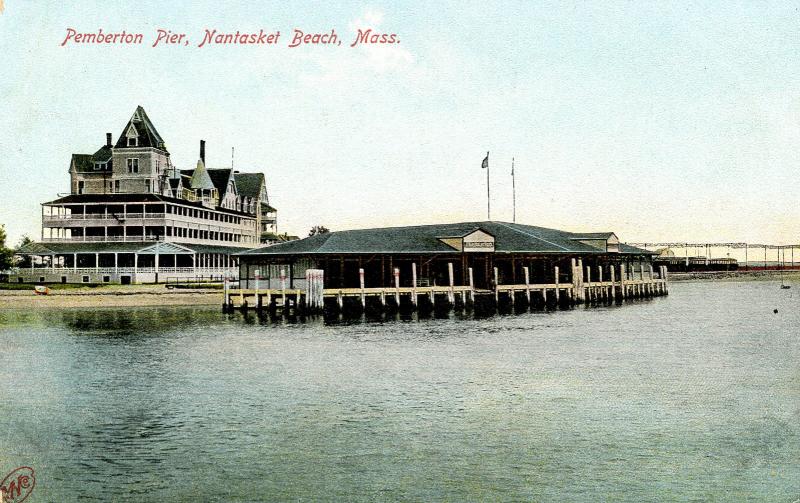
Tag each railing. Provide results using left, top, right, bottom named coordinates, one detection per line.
left=16, top=267, right=236, bottom=275
left=41, top=236, right=162, bottom=242
left=43, top=213, right=166, bottom=221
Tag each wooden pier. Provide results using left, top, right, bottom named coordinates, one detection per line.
left=222, top=263, right=669, bottom=315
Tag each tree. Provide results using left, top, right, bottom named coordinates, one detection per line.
left=308, top=225, right=330, bottom=237
left=15, top=234, right=34, bottom=268
left=0, top=225, right=14, bottom=270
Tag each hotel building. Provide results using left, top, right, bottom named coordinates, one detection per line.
left=15, top=106, right=279, bottom=284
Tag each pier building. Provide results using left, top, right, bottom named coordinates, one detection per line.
left=14, top=106, right=278, bottom=284
left=228, top=221, right=668, bottom=313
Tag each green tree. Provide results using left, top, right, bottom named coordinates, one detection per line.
left=308, top=225, right=330, bottom=237
left=0, top=225, right=14, bottom=270
left=15, top=234, right=33, bottom=268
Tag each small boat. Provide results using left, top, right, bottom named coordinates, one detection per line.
left=34, top=285, right=50, bottom=295
left=781, top=284, right=791, bottom=289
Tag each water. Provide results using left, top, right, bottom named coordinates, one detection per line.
left=1, top=281, right=798, bottom=502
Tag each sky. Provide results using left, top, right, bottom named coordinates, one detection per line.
left=0, top=1, right=799, bottom=247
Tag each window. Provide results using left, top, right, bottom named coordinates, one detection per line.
left=82, top=276, right=90, bottom=283
left=128, top=137, right=137, bottom=147
left=145, top=179, right=151, bottom=193
left=103, top=276, right=110, bottom=283
left=114, top=180, right=120, bottom=193
left=78, top=181, right=85, bottom=194
left=127, top=158, right=139, bottom=174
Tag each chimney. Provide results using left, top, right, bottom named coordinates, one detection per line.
left=106, top=133, right=112, bottom=147
left=200, top=140, right=206, bottom=164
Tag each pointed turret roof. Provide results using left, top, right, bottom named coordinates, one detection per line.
left=190, top=159, right=215, bottom=190
left=114, top=105, right=168, bottom=151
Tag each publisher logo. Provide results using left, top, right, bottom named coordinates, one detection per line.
left=0, top=467, right=35, bottom=503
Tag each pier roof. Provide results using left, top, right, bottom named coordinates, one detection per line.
left=239, top=222, right=654, bottom=256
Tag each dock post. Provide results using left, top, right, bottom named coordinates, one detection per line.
left=554, top=266, right=560, bottom=305
left=577, top=258, right=584, bottom=303
left=381, top=289, right=386, bottom=307
left=448, top=263, right=455, bottom=305
left=620, top=264, right=626, bottom=300
left=663, top=265, right=669, bottom=294
left=337, top=290, right=343, bottom=309
left=468, top=267, right=475, bottom=304
left=266, top=291, right=272, bottom=311
left=610, top=265, right=616, bottom=301
left=597, top=265, right=603, bottom=301
left=585, top=266, right=591, bottom=303
left=494, top=267, right=499, bottom=304
left=542, top=286, right=547, bottom=306
left=359, top=268, right=366, bottom=310
left=571, top=258, right=579, bottom=304
left=254, top=269, right=261, bottom=310
left=280, top=268, right=287, bottom=308
left=394, top=267, right=401, bottom=307
left=524, top=266, right=531, bottom=304
left=411, top=263, right=418, bottom=307
left=222, top=276, right=230, bottom=312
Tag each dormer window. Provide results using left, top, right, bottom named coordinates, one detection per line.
left=128, top=137, right=137, bottom=147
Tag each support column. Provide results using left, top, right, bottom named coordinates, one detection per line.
left=411, top=263, right=418, bottom=307
left=554, top=266, right=560, bottom=303
left=610, top=265, right=616, bottom=301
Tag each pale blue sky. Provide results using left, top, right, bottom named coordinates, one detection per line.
left=1, top=1, right=798, bottom=245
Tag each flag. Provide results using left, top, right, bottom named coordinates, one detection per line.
left=481, top=152, right=489, bottom=169
left=511, top=158, right=515, bottom=176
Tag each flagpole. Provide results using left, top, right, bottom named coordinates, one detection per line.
left=511, top=157, right=516, bottom=223
left=486, top=151, right=490, bottom=220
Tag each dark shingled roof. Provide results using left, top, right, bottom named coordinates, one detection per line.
left=207, top=169, right=233, bottom=199
left=233, top=172, right=264, bottom=199
left=71, top=146, right=113, bottom=173
left=16, top=242, right=159, bottom=254
left=114, top=106, right=167, bottom=151
left=238, top=222, right=655, bottom=256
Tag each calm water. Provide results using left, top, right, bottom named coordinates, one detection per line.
left=1, top=281, right=799, bottom=502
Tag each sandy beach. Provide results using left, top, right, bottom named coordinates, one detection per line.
left=0, top=284, right=223, bottom=309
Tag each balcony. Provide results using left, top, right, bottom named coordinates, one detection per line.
left=41, top=236, right=161, bottom=243
left=43, top=213, right=165, bottom=222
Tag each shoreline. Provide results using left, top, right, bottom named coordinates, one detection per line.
left=668, top=270, right=800, bottom=282
left=1, top=270, right=796, bottom=309
left=0, top=285, right=223, bottom=309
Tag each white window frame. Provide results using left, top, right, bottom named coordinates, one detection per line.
left=127, top=158, right=139, bottom=174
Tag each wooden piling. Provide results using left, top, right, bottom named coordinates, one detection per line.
left=448, top=263, right=455, bottom=305
left=359, top=268, right=366, bottom=310
left=524, top=266, right=531, bottom=304
left=610, top=265, right=616, bottom=301
left=411, top=263, right=418, bottom=307
left=394, top=267, right=400, bottom=306
left=494, top=267, right=499, bottom=303
left=585, top=265, right=591, bottom=303
left=468, top=267, right=475, bottom=304
left=554, top=266, right=560, bottom=303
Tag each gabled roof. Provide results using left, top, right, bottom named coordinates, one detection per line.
left=71, top=146, right=113, bottom=173
left=189, top=160, right=215, bottom=190
left=238, top=221, right=655, bottom=256
left=114, top=105, right=167, bottom=151
left=233, top=172, right=264, bottom=200
left=91, top=145, right=113, bottom=162
left=207, top=169, right=234, bottom=199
